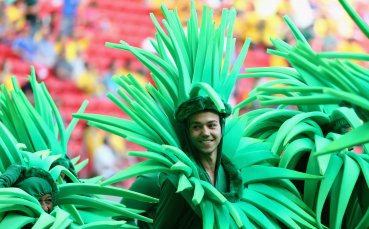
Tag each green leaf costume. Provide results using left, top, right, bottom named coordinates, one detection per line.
left=75, top=1, right=341, bottom=228
left=1, top=0, right=369, bottom=228
left=0, top=71, right=158, bottom=228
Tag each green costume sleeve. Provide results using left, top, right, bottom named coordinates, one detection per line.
left=153, top=176, right=202, bottom=229
left=120, top=173, right=161, bottom=229
left=122, top=173, right=160, bottom=211
left=0, top=164, right=24, bottom=188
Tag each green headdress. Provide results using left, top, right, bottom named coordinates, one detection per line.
left=0, top=67, right=87, bottom=183
left=14, top=167, right=58, bottom=204
left=76, top=0, right=250, bottom=152
left=0, top=71, right=159, bottom=228
left=0, top=67, right=87, bottom=157
left=236, top=1, right=369, bottom=228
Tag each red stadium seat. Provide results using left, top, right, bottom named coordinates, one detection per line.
left=10, top=59, right=31, bottom=76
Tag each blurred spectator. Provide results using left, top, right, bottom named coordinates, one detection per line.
left=71, top=47, right=86, bottom=79
left=76, top=62, right=103, bottom=95
left=234, top=2, right=263, bottom=47
left=92, top=134, right=120, bottom=180
left=4, top=0, right=26, bottom=36
left=83, top=126, right=104, bottom=174
left=60, top=0, right=79, bottom=37
left=0, top=59, right=14, bottom=90
left=54, top=46, right=73, bottom=80
left=337, top=37, right=367, bottom=66
left=77, top=0, right=99, bottom=34
left=56, top=35, right=78, bottom=62
left=23, top=0, right=40, bottom=37
left=337, top=37, right=366, bottom=54
left=102, top=59, right=121, bottom=93
left=102, top=59, right=148, bottom=93
left=311, top=10, right=337, bottom=51
left=0, top=1, right=10, bottom=42
left=37, top=0, right=63, bottom=36
left=33, top=26, right=57, bottom=68
left=54, top=32, right=89, bottom=65
left=266, top=2, right=289, bottom=47
left=11, top=25, right=37, bottom=62
left=78, top=1, right=115, bottom=36
left=0, top=24, right=7, bottom=43
left=289, top=0, right=315, bottom=42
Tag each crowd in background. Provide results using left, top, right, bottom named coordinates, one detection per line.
left=2, top=0, right=368, bottom=98
left=1, top=0, right=369, bottom=186
left=146, top=0, right=369, bottom=107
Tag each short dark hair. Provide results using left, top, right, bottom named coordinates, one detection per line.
left=175, top=96, right=231, bottom=122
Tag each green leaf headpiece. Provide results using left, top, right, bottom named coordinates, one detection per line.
left=14, top=167, right=58, bottom=204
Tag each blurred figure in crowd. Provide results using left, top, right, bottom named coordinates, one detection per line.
left=60, top=0, right=79, bottom=37
left=23, top=0, right=40, bottom=37
left=11, top=24, right=36, bottom=62
left=54, top=46, right=73, bottom=80
left=33, top=26, right=57, bottom=68
left=92, top=134, right=120, bottom=180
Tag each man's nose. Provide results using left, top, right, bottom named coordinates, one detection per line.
left=201, top=127, right=210, bottom=135
left=41, top=202, right=48, bottom=212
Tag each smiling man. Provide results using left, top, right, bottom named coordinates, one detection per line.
left=188, top=110, right=222, bottom=185
left=153, top=96, right=243, bottom=228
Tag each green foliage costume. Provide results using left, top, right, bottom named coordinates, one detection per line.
left=0, top=165, right=57, bottom=215
left=119, top=173, right=161, bottom=229
left=1, top=0, right=368, bottom=228
left=75, top=0, right=369, bottom=228
left=76, top=1, right=368, bottom=228
left=0, top=71, right=158, bottom=228
left=152, top=96, right=243, bottom=228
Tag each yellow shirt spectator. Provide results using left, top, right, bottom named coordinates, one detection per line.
left=6, top=3, right=25, bottom=31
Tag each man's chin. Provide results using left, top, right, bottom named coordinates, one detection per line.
left=198, top=148, right=216, bottom=155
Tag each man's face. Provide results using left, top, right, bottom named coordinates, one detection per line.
left=188, top=111, right=221, bottom=157
left=39, top=194, right=53, bottom=213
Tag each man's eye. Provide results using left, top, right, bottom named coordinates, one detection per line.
left=40, top=198, right=52, bottom=204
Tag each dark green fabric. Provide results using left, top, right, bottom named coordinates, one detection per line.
left=51, top=156, right=77, bottom=176
left=175, top=96, right=232, bottom=122
left=332, top=117, right=351, bottom=134
left=340, top=102, right=369, bottom=122
left=196, top=154, right=243, bottom=202
left=119, top=173, right=161, bottom=229
left=154, top=176, right=202, bottom=229
left=51, top=155, right=78, bottom=182
left=0, top=164, right=24, bottom=188
left=197, top=155, right=243, bottom=202
left=14, top=167, right=58, bottom=204
left=15, top=176, right=52, bottom=199
left=154, top=157, right=243, bottom=228
left=219, top=155, right=243, bottom=202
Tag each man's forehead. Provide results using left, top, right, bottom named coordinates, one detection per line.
left=189, top=111, right=220, bottom=123
left=40, top=194, right=52, bottom=200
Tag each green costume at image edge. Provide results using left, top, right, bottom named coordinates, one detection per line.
left=74, top=0, right=369, bottom=228
left=0, top=70, right=158, bottom=227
